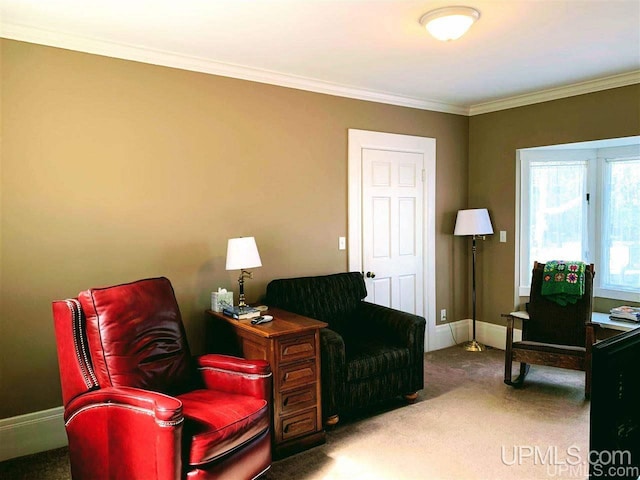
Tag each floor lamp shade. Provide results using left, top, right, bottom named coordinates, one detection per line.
left=454, top=209, right=493, bottom=352
left=454, top=208, right=494, bottom=237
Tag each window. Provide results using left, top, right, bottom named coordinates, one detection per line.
left=602, top=157, right=640, bottom=293
left=518, top=137, right=640, bottom=301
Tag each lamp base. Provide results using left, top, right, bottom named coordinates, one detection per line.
left=463, top=339, right=485, bottom=352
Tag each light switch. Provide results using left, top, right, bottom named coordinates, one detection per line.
left=500, top=230, right=507, bottom=243
left=339, top=237, right=346, bottom=250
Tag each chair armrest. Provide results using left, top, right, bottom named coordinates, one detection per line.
left=503, top=311, right=530, bottom=321
left=355, top=302, right=425, bottom=393
left=195, top=354, right=272, bottom=401
left=319, top=328, right=346, bottom=421
left=65, top=386, right=183, bottom=426
left=64, top=387, right=183, bottom=480
left=503, top=312, right=529, bottom=343
left=356, top=302, right=426, bottom=349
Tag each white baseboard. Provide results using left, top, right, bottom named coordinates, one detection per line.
left=431, top=319, right=522, bottom=351
left=431, top=319, right=470, bottom=351
left=477, top=320, right=522, bottom=350
left=0, top=406, right=67, bottom=462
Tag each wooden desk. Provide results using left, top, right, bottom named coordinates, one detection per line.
left=591, top=312, right=640, bottom=332
left=206, top=307, right=327, bottom=459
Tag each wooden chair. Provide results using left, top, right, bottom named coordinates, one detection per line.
left=503, top=261, right=597, bottom=398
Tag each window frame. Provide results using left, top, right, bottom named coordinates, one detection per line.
left=517, top=139, right=640, bottom=302
left=597, top=150, right=640, bottom=299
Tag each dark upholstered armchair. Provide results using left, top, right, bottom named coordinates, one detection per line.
left=265, top=272, right=425, bottom=425
left=503, top=262, right=596, bottom=398
left=52, top=277, right=272, bottom=480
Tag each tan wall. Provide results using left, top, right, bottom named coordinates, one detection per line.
left=0, top=39, right=469, bottom=418
left=469, top=85, right=640, bottom=329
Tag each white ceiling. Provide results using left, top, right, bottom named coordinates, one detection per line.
left=2, top=0, right=639, bottom=115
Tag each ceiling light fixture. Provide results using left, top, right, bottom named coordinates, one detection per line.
left=419, top=6, right=480, bottom=41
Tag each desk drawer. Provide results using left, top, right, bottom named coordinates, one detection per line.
left=278, top=334, right=316, bottom=364
left=280, top=384, right=317, bottom=415
left=279, top=359, right=316, bottom=391
left=280, top=408, right=318, bottom=442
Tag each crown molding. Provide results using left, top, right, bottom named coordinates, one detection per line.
left=468, top=71, right=640, bottom=116
left=0, top=22, right=469, bottom=116
left=3, top=22, right=638, bottom=118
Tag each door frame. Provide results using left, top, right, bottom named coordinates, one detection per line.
left=347, top=129, right=436, bottom=352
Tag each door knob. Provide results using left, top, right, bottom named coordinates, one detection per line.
left=366, top=271, right=376, bottom=278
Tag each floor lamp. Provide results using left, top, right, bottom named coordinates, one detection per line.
left=454, top=208, right=494, bottom=352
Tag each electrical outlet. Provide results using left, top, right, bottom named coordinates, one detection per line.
left=338, top=236, right=346, bottom=250
left=440, top=309, right=447, bottom=322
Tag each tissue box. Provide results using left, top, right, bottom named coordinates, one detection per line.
left=211, top=291, right=234, bottom=312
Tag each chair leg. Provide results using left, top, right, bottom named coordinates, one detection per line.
left=585, top=368, right=592, bottom=400
left=512, top=363, right=529, bottom=387
left=505, top=359, right=529, bottom=387
left=404, top=392, right=418, bottom=403
left=503, top=314, right=515, bottom=386
left=325, top=415, right=339, bottom=427
left=585, top=323, right=595, bottom=400
left=504, top=352, right=514, bottom=386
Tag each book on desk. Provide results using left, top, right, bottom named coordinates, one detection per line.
left=223, top=306, right=261, bottom=320
left=609, top=306, right=640, bottom=323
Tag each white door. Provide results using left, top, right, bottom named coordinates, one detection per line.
left=362, top=148, right=423, bottom=313
left=348, top=129, right=436, bottom=351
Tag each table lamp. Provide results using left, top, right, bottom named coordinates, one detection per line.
left=226, top=237, right=262, bottom=309
left=454, top=208, right=494, bottom=351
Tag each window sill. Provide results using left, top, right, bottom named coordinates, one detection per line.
left=593, top=288, right=640, bottom=303
left=519, top=286, right=639, bottom=302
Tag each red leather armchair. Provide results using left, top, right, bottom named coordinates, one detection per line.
left=52, top=277, right=272, bottom=480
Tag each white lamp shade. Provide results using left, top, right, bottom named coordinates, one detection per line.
left=225, top=237, right=262, bottom=270
left=454, top=209, right=494, bottom=236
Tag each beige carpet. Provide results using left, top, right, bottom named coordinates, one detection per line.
left=0, top=346, right=590, bottom=480
left=266, top=346, right=589, bottom=480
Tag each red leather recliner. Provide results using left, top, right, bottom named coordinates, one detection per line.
left=52, top=277, right=272, bottom=479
